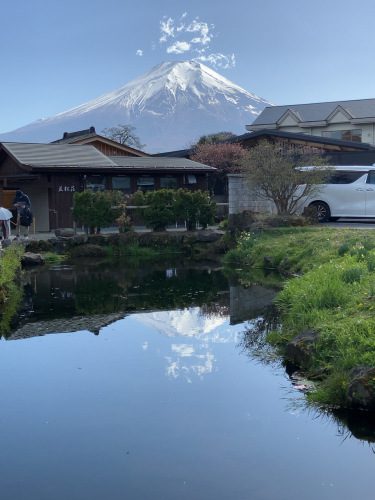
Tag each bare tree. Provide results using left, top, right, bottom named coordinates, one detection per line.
left=242, top=140, right=331, bottom=215
left=102, top=124, right=145, bottom=150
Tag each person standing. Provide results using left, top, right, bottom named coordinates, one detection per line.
left=13, top=189, right=32, bottom=238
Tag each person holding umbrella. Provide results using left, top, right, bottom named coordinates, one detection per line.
left=0, top=207, right=13, bottom=241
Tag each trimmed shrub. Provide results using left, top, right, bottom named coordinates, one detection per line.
left=73, top=190, right=123, bottom=232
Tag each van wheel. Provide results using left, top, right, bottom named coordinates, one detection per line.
left=309, top=201, right=331, bottom=222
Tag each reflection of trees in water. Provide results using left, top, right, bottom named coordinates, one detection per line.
left=332, top=409, right=375, bottom=446
left=287, top=397, right=375, bottom=448
left=124, top=269, right=228, bottom=311
left=240, top=306, right=375, bottom=447
left=15, top=262, right=230, bottom=325
left=0, top=282, right=24, bottom=338
left=239, top=305, right=281, bottom=365
left=199, top=297, right=229, bottom=318
left=75, top=275, right=127, bottom=314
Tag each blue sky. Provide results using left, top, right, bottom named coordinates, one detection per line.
left=1, top=0, right=375, bottom=133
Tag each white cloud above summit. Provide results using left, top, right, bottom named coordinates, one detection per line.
left=156, top=13, right=235, bottom=70
left=166, top=41, right=191, bottom=54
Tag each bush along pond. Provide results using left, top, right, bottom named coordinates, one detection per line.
left=225, top=226, right=375, bottom=412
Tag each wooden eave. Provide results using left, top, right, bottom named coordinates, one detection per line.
left=350, top=118, right=375, bottom=125
left=0, top=144, right=34, bottom=172
left=299, top=121, right=327, bottom=127
left=70, top=135, right=149, bottom=157
left=280, top=137, right=365, bottom=151
left=31, top=165, right=213, bottom=174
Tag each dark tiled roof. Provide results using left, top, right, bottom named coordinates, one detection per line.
left=233, top=129, right=375, bottom=150
left=153, top=149, right=192, bottom=158
left=110, top=156, right=216, bottom=171
left=1, top=142, right=116, bottom=168
left=52, top=132, right=97, bottom=144
left=51, top=128, right=148, bottom=157
left=249, top=98, right=375, bottom=127
left=51, top=126, right=96, bottom=143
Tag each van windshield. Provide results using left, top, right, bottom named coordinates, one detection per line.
left=327, top=171, right=367, bottom=184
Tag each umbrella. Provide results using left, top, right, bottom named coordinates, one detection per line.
left=0, top=207, right=13, bottom=220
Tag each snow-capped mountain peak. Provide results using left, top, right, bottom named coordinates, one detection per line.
left=0, top=60, right=272, bottom=152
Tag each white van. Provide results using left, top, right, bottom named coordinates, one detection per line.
left=300, top=166, right=375, bottom=222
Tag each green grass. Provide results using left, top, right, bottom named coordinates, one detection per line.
left=225, top=227, right=375, bottom=408
left=0, top=246, right=23, bottom=299
left=0, top=246, right=24, bottom=337
left=42, top=252, right=66, bottom=264
left=107, top=242, right=182, bottom=259
left=224, top=227, right=375, bottom=274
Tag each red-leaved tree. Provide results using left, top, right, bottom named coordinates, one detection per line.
left=191, top=143, right=247, bottom=195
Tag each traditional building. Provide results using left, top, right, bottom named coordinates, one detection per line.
left=51, top=126, right=148, bottom=157
left=233, top=129, right=375, bottom=153
left=0, top=141, right=215, bottom=231
left=247, top=99, right=375, bottom=145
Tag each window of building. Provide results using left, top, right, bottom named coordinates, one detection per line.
left=321, top=129, right=362, bottom=142
left=186, top=174, right=197, bottom=185
left=112, top=176, right=131, bottom=192
left=86, top=175, right=105, bottom=191
left=160, top=176, right=178, bottom=188
left=137, top=176, right=155, bottom=191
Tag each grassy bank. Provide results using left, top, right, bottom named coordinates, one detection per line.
left=0, top=246, right=24, bottom=335
left=225, top=227, right=375, bottom=408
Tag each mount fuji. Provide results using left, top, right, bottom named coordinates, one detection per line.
left=0, top=61, right=271, bottom=153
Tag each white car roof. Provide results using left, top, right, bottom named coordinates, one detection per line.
left=302, top=165, right=375, bottom=171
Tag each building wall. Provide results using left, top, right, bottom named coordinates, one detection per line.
left=26, top=183, right=50, bottom=232
left=90, top=141, right=134, bottom=157
left=228, top=174, right=275, bottom=215
left=275, top=123, right=375, bottom=145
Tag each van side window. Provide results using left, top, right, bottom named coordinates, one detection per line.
left=328, top=171, right=367, bottom=184
left=366, top=171, right=375, bottom=184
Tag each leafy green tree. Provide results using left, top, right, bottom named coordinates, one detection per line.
left=174, top=189, right=216, bottom=230
left=132, top=189, right=216, bottom=231
left=141, top=189, right=176, bottom=231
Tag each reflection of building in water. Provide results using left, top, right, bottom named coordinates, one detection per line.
left=165, top=268, right=177, bottom=278
left=8, top=313, right=126, bottom=340
left=230, top=285, right=276, bottom=325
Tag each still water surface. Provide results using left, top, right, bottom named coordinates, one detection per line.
left=0, top=260, right=374, bottom=500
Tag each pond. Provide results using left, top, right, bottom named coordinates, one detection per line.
left=0, top=258, right=374, bottom=500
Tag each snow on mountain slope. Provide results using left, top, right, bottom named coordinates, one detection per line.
left=0, top=61, right=272, bottom=152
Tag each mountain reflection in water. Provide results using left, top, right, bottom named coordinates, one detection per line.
left=0, top=256, right=374, bottom=492
left=8, top=260, right=274, bottom=340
